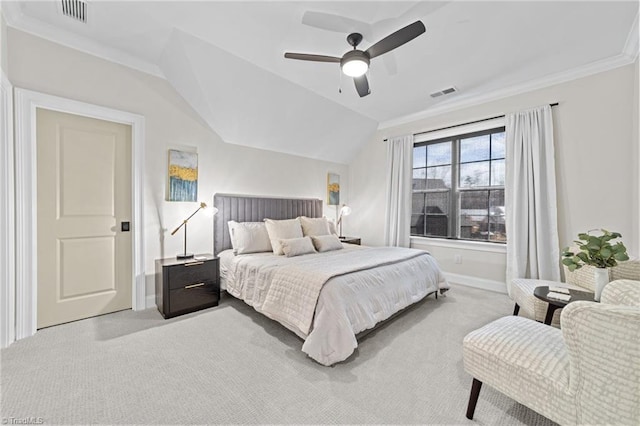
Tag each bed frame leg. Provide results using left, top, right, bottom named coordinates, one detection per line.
left=466, top=378, right=482, bottom=419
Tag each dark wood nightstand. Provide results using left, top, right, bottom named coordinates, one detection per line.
left=339, top=236, right=361, bottom=245
left=155, top=254, right=220, bottom=319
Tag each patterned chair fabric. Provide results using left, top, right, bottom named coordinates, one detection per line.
left=510, top=260, right=640, bottom=326
left=463, top=279, right=640, bottom=425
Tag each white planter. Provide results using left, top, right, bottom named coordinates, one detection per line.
left=593, top=268, right=610, bottom=301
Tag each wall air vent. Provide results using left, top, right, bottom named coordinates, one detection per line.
left=430, top=86, right=457, bottom=98
left=61, top=0, right=87, bottom=23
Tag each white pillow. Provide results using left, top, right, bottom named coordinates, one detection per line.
left=264, top=218, right=304, bottom=255
left=311, top=234, right=344, bottom=253
left=327, top=219, right=338, bottom=236
left=227, top=221, right=273, bottom=255
left=299, top=216, right=331, bottom=237
left=281, top=236, right=317, bottom=257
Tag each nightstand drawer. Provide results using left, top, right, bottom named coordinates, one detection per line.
left=156, top=254, right=219, bottom=319
left=167, top=261, right=215, bottom=290
left=339, top=236, right=361, bottom=245
left=169, top=282, right=218, bottom=314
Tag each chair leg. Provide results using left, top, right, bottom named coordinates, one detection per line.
left=513, top=303, right=520, bottom=316
left=466, top=378, right=483, bottom=420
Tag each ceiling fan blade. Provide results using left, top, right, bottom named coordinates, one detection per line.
left=353, top=75, right=370, bottom=97
left=284, top=53, right=341, bottom=63
left=365, top=20, right=426, bottom=59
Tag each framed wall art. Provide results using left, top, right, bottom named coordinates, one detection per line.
left=327, top=172, right=340, bottom=206
left=168, top=149, right=198, bottom=202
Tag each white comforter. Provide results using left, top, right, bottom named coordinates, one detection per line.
left=220, top=245, right=448, bottom=366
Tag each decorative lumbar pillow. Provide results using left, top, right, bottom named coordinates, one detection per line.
left=264, top=218, right=304, bottom=255
left=311, top=234, right=344, bottom=253
left=299, top=216, right=331, bottom=237
left=280, top=236, right=317, bottom=257
left=227, top=221, right=272, bottom=255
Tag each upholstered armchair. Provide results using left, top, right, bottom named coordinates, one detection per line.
left=463, top=279, right=640, bottom=425
left=510, top=260, right=640, bottom=326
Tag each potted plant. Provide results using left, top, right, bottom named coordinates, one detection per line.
left=562, top=229, right=629, bottom=301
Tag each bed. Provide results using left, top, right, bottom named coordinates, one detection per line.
left=214, top=193, right=449, bottom=366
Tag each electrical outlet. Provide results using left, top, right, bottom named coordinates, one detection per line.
left=454, top=254, right=462, bottom=264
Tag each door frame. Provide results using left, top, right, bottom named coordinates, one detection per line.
left=1, top=72, right=15, bottom=348
left=14, top=88, right=146, bottom=341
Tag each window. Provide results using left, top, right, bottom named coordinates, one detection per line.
left=411, top=126, right=506, bottom=243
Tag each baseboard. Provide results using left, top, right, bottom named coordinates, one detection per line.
left=444, top=272, right=507, bottom=294
left=145, top=294, right=156, bottom=309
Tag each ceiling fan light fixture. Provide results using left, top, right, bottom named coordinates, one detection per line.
left=342, top=59, right=368, bottom=77
left=340, top=51, right=370, bottom=77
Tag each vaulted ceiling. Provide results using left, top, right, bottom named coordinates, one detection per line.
left=3, top=1, right=638, bottom=164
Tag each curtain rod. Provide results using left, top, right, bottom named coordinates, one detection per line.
left=383, top=103, right=559, bottom=142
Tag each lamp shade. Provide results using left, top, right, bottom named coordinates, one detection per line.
left=202, top=204, right=218, bottom=217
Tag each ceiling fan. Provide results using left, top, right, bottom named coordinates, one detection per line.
left=284, top=20, right=426, bottom=97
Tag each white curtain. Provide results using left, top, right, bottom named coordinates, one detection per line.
left=505, top=105, right=561, bottom=294
left=384, top=134, right=413, bottom=247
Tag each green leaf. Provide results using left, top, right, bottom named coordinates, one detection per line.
left=600, top=247, right=612, bottom=259
left=576, top=252, right=589, bottom=263
left=614, top=252, right=630, bottom=262
left=613, top=242, right=628, bottom=253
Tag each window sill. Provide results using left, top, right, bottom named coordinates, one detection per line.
left=410, top=236, right=507, bottom=254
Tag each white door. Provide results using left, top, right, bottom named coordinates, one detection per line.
left=37, top=108, right=132, bottom=329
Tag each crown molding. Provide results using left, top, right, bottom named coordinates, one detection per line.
left=2, top=2, right=163, bottom=78
left=378, top=52, right=637, bottom=130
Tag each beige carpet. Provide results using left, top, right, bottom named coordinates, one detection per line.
left=1, top=284, right=556, bottom=425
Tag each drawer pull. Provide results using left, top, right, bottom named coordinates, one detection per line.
left=184, top=282, right=206, bottom=289
left=185, top=261, right=204, bottom=267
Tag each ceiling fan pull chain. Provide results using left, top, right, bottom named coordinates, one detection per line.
left=338, top=67, right=343, bottom=93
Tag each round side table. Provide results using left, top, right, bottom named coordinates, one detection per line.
left=533, top=286, right=595, bottom=325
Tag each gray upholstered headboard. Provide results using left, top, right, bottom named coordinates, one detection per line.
left=213, top=193, right=324, bottom=255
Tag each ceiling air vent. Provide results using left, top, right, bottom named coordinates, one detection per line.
left=430, top=87, right=457, bottom=98
left=61, top=0, right=87, bottom=23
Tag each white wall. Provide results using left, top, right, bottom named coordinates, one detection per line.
left=1, top=13, right=7, bottom=73
left=7, top=28, right=348, bottom=303
left=350, top=64, right=639, bottom=286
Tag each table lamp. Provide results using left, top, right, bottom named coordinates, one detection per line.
left=171, top=202, right=217, bottom=259
left=336, top=204, right=352, bottom=238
